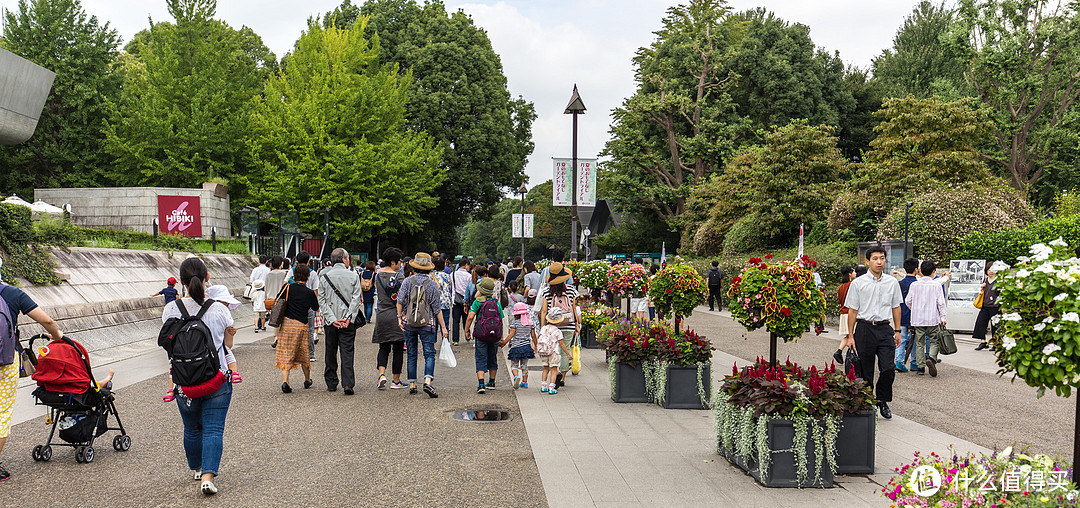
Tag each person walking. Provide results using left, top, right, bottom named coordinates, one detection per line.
left=372, top=248, right=407, bottom=390
left=894, top=258, right=919, bottom=372
left=522, top=260, right=541, bottom=295
left=539, top=262, right=579, bottom=389
left=360, top=260, right=377, bottom=323
left=294, top=251, right=320, bottom=363
left=464, top=277, right=503, bottom=393
left=505, top=257, right=524, bottom=290
left=161, top=257, right=234, bottom=495
left=841, top=245, right=903, bottom=420
left=507, top=302, right=537, bottom=389
left=706, top=261, right=723, bottom=311
left=275, top=265, right=318, bottom=393
left=249, top=255, right=270, bottom=286
left=150, top=277, right=181, bottom=305
left=396, top=253, right=447, bottom=398
left=433, top=255, right=453, bottom=342
left=905, top=260, right=948, bottom=377
left=451, top=257, right=472, bottom=345
left=264, top=255, right=288, bottom=349
left=318, top=248, right=364, bottom=395
left=973, top=261, right=1007, bottom=351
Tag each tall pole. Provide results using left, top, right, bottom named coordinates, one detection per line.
left=571, top=110, right=579, bottom=262
left=520, top=186, right=526, bottom=259
left=904, top=201, right=912, bottom=259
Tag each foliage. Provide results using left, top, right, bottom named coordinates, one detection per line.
left=656, top=328, right=714, bottom=366
left=835, top=67, right=885, bottom=162
left=871, top=1, right=967, bottom=99
left=992, top=240, right=1080, bottom=398
left=0, top=204, right=60, bottom=285
left=684, top=151, right=756, bottom=254
left=720, top=357, right=874, bottom=419
left=242, top=18, right=443, bottom=243
left=727, top=255, right=827, bottom=341
left=597, top=318, right=664, bottom=364
left=647, top=256, right=706, bottom=319
left=881, top=446, right=1078, bottom=506
left=591, top=212, right=681, bottom=258
left=876, top=180, right=1036, bottom=262
left=0, top=0, right=122, bottom=198
left=1054, top=189, right=1080, bottom=218
left=605, top=262, right=651, bottom=297
left=459, top=180, right=570, bottom=261
left=105, top=0, right=276, bottom=192
left=955, top=215, right=1080, bottom=264
left=578, top=299, right=619, bottom=332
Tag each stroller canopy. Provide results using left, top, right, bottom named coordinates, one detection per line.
left=32, top=337, right=94, bottom=393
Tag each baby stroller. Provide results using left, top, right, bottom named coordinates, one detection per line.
left=28, top=334, right=131, bottom=463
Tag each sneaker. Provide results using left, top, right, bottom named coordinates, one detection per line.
left=477, top=385, right=486, bottom=394
left=894, top=362, right=909, bottom=373
left=254, top=328, right=260, bottom=333
left=916, top=368, right=925, bottom=375
left=191, top=470, right=203, bottom=480
left=520, top=382, right=528, bottom=389
left=878, top=402, right=892, bottom=419
left=0, top=463, right=10, bottom=481
left=309, top=356, right=317, bottom=363
left=390, top=381, right=408, bottom=389
left=549, top=388, right=558, bottom=395
left=512, top=373, right=521, bottom=390
left=975, top=342, right=989, bottom=351
left=451, top=341, right=459, bottom=346
left=201, top=480, right=218, bottom=496
left=909, top=363, right=918, bottom=371
left=541, top=385, right=549, bottom=393
left=377, top=375, right=388, bottom=390
left=927, top=358, right=938, bottom=377
left=486, top=380, right=496, bottom=389
left=343, top=388, right=355, bottom=396
left=423, top=383, right=438, bottom=398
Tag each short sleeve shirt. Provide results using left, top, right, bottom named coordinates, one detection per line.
left=843, top=272, right=903, bottom=323
left=162, top=297, right=235, bottom=372
left=159, top=287, right=179, bottom=304
left=1, top=283, right=39, bottom=319
left=470, top=299, right=504, bottom=318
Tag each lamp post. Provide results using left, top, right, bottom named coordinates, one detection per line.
left=904, top=201, right=912, bottom=259
left=564, top=84, right=586, bottom=261
left=518, top=182, right=528, bottom=259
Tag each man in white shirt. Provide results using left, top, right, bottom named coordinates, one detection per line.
left=249, top=255, right=270, bottom=284
left=451, top=258, right=473, bottom=344
left=905, top=260, right=948, bottom=378
left=842, top=245, right=903, bottom=419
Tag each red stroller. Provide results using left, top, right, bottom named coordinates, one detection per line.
left=28, top=334, right=130, bottom=463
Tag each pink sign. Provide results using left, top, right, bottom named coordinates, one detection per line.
left=158, top=195, right=202, bottom=237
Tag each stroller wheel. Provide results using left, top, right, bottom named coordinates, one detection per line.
left=83, top=446, right=95, bottom=463
left=113, top=436, right=121, bottom=451
left=120, top=435, right=131, bottom=451
left=40, top=445, right=52, bottom=462
left=75, top=447, right=84, bottom=463
left=32, top=445, right=42, bottom=461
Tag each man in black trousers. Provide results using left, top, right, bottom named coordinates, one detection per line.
left=706, top=260, right=723, bottom=311
left=841, top=245, right=903, bottom=419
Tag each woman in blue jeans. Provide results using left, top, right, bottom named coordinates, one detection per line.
left=161, top=257, right=235, bottom=496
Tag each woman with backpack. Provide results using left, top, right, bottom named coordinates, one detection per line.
left=160, top=257, right=235, bottom=496
left=539, top=262, right=579, bottom=390
left=395, top=253, right=446, bottom=398
left=372, top=248, right=407, bottom=390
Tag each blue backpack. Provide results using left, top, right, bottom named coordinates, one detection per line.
left=0, top=284, right=18, bottom=366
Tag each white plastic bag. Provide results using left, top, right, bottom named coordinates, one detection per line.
left=438, top=336, right=457, bottom=368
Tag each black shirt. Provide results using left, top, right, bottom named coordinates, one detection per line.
left=283, top=283, right=319, bottom=323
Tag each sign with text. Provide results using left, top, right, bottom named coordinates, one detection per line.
left=552, top=157, right=597, bottom=207
left=158, top=195, right=202, bottom=237
left=512, top=213, right=534, bottom=238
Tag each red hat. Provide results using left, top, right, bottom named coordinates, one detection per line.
left=167, top=277, right=177, bottom=284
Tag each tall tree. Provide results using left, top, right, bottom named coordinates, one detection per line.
left=324, top=0, right=535, bottom=249
left=105, top=0, right=275, bottom=192
left=0, top=0, right=121, bottom=197
left=243, top=17, right=443, bottom=243
left=836, top=67, right=885, bottom=162
left=872, top=1, right=967, bottom=99
left=949, top=0, right=1080, bottom=191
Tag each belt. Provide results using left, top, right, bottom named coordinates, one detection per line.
left=857, top=319, right=891, bottom=326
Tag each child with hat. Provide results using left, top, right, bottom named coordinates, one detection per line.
left=506, top=302, right=537, bottom=389
left=464, top=277, right=504, bottom=393
left=251, top=279, right=267, bottom=332
left=151, top=277, right=180, bottom=305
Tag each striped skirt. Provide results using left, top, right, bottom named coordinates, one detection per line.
left=274, top=317, right=310, bottom=370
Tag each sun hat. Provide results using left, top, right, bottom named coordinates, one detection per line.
left=547, top=262, right=572, bottom=285
left=546, top=306, right=568, bottom=325
left=167, top=277, right=177, bottom=285
left=409, top=252, right=435, bottom=271
left=527, top=288, right=537, bottom=298
left=512, top=302, right=533, bottom=326
left=475, top=277, right=495, bottom=301
left=205, top=285, right=241, bottom=310
left=252, top=279, right=265, bottom=290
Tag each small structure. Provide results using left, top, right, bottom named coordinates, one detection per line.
left=0, top=48, right=56, bottom=145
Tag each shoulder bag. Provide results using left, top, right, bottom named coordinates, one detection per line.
left=322, top=273, right=367, bottom=327
left=936, top=325, right=958, bottom=355
left=267, top=284, right=289, bottom=328
left=973, top=290, right=984, bottom=309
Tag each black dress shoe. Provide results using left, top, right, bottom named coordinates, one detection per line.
left=409, top=386, right=418, bottom=395
left=878, top=403, right=892, bottom=419
left=975, top=342, right=989, bottom=351
left=423, top=384, right=438, bottom=398
left=927, top=358, right=937, bottom=377
left=327, top=386, right=337, bottom=392
left=832, top=349, right=844, bottom=364
left=343, top=388, right=355, bottom=395
left=304, top=380, right=313, bottom=389
left=281, top=382, right=292, bottom=393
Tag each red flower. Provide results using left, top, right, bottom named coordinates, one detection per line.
left=764, top=254, right=773, bottom=259
left=732, top=276, right=742, bottom=284
left=780, top=307, right=791, bottom=317
left=759, top=263, right=767, bottom=269
left=666, top=289, right=672, bottom=293
left=809, top=260, right=818, bottom=267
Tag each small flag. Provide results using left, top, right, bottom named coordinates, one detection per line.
left=797, top=224, right=804, bottom=258
left=661, top=242, right=666, bottom=267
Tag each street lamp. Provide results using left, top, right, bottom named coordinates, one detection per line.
left=904, top=201, right=912, bottom=259
left=564, top=84, right=586, bottom=261
left=518, top=182, right=528, bottom=259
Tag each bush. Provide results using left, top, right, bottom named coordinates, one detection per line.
left=1054, top=189, right=1080, bottom=217
left=876, top=181, right=1035, bottom=263
left=0, top=204, right=60, bottom=285
left=691, top=216, right=727, bottom=256
left=0, top=203, right=33, bottom=243
left=955, top=215, right=1080, bottom=264
left=33, top=217, right=84, bottom=245
left=721, top=214, right=768, bottom=254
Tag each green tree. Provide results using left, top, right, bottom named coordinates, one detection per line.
left=0, top=0, right=121, bottom=197
left=105, top=0, right=275, bottom=192
left=323, top=0, right=535, bottom=249
left=872, top=1, right=967, bottom=99
left=242, top=17, right=443, bottom=243
left=949, top=0, right=1080, bottom=192
left=460, top=181, right=571, bottom=261
left=836, top=67, right=885, bottom=162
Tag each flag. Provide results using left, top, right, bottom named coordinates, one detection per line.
left=661, top=242, right=666, bottom=267
left=797, top=224, right=804, bottom=258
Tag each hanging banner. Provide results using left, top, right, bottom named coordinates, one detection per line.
left=552, top=158, right=597, bottom=207
left=158, top=195, right=202, bottom=237
left=523, top=213, right=534, bottom=238
left=512, top=213, right=534, bottom=238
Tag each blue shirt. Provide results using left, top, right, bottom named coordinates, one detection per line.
left=898, top=275, right=917, bottom=327
left=158, top=286, right=179, bottom=304
left=1, top=283, right=39, bottom=319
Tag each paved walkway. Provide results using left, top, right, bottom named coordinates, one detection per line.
left=3, top=306, right=998, bottom=506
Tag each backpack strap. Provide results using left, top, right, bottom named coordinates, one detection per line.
left=195, top=300, right=215, bottom=320
left=176, top=299, right=191, bottom=319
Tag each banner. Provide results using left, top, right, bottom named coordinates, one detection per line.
left=552, top=158, right=597, bottom=207
left=512, top=213, right=534, bottom=238
left=157, top=195, right=201, bottom=237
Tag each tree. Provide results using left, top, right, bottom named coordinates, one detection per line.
left=872, top=1, right=967, bottom=99
left=0, top=0, right=121, bottom=197
left=460, top=180, right=571, bottom=262
left=602, top=0, right=746, bottom=229
left=242, top=17, right=444, bottom=243
left=105, top=0, right=276, bottom=192
left=325, top=0, right=535, bottom=248
left=836, top=67, right=885, bottom=162
left=949, top=0, right=1080, bottom=192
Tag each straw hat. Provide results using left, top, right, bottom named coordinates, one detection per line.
left=547, top=262, right=572, bottom=285
left=409, top=252, right=434, bottom=271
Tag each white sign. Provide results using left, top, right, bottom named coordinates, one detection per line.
left=512, top=213, right=534, bottom=238
left=552, top=158, right=597, bottom=207
left=946, top=259, right=986, bottom=333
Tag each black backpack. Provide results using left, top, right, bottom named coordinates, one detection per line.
left=708, top=268, right=722, bottom=286
left=158, top=301, right=221, bottom=387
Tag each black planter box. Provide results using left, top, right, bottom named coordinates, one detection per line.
left=836, top=409, right=876, bottom=474
left=581, top=325, right=600, bottom=349
left=753, top=418, right=834, bottom=488
left=611, top=361, right=649, bottom=403
left=720, top=445, right=756, bottom=474
left=662, top=364, right=711, bottom=409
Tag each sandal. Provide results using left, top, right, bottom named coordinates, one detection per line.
left=230, top=371, right=243, bottom=383
left=163, top=391, right=176, bottom=403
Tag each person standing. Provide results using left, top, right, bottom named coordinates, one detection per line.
left=372, top=249, right=407, bottom=390
left=894, top=258, right=919, bottom=372
left=706, top=261, right=723, bottom=311
left=539, top=263, right=579, bottom=389
left=396, top=253, right=447, bottom=398
left=522, top=260, right=541, bottom=295
left=973, top=261, right=1006, bottom=351
left=905, top=260, right=947, bottom=377
left=317, top=248, right=364, bottom=395
left=249, top=255, right=270, bottom=286
left=505, top=257, right=524, bottom=289
left=841, top=245, right=903, bottom=420
left=451, top=258, right=472, bottom=345
left=274, top=265, right=318, bottom=393
left=150, top=277, right=181, bottom=305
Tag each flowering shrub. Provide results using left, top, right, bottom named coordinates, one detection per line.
left=606, top=262, right=651, bottom=297
left=597, top=318, right=663, bottom=363
left=881, top=446, right=1078, bottom=506
left=568, top=260, right=611, bottom=290
left=720, top=357, right=874, bottom=419
left=579, top=299, right=618, bottom=332
left=726, top=254, right=826, bottom=341
left=659, top=328, right=713, bottom=366
left=993, top=239, right=1080, bottom=398
left=647, top=256, right=706, bottom=319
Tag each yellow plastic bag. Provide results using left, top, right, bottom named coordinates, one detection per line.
left=973, top=290, right=984, bottom=309
left=571, top=344, right=581, bottom=375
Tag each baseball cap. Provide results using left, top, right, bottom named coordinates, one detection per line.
left=167, top=277, right=177, bottom=284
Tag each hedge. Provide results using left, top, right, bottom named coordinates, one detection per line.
left=954, top=215, right=1080, bottom=264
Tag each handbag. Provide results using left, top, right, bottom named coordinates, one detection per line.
left=438, top=336, right=457, bottom=368
left=242, top=283, right=254, bottom=300
left=936, top=325, right=958, bottom=355
left=973, top=290, right=984, bottom=309
left=571, top=344, right=581, bottom=374
left=452, top=272, right=465, bottom=305
left=843, top=346, right=864, bottom=381
left=267, top=284, right=289, bottom=328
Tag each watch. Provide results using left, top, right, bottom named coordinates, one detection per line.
left=893, top=329, right=901, bottom=333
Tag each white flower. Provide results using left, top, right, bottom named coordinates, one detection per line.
left=1035, top=263, right=1056, bottom=274
left=1054, top=325, right=1062, bottom=333
left=1003, top=337, right=1017, bottom=350
left=1063, top=312, right=1080, bottom=323
left=1043, top=316, right=1056, bottom=323
left=991, top=315, right=1002, bottom=325
left=1034, top=323, right=1047, bottom=331
left=1031, top=243, right=1054, bottom=261
left=1017, top=256, right=1031, bottom=263
left=1050, top=238, right=1068, bottom=247
left=1048, top=357, right=1059, bottom=365
left=1001, top=313, right=1023, bottom=321
left=1043, top=343, right=1062, bottom=355
left=1016, top=269, right=1031, bottom=278
left=1054, top=293, right=1070, bottom=301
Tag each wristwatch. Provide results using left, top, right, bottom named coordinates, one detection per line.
left=893, top=329, right=901, bottom=333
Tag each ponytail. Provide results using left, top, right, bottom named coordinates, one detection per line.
left=179, top=257, right=209, bottom=305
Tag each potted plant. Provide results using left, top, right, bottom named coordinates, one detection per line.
left=714, top=358, right=874, bottom=488
left=606, top=262, right=651, bottom=317
left=578, top=298, right=618, bottom=349
left=644, top=328, right=714, bottom=409
left=599, top=318, right=659, bottom=403
left=647, top=255, right=706, bottom=329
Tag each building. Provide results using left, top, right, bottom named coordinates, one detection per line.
left=0, top=48, right=56, bottom=145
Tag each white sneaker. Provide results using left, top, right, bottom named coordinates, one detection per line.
left=512, top=373, right=521, bottom=390
left=191, top=470, right=202, bottom=480
left=201, top=480, right=218, bottom=495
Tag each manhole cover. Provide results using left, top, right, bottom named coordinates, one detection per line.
left=450, top=409, right=513, bottom=422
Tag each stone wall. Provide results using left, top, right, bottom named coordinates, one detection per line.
left=34, top=185, right=231, bottom=238
left=0, top=48, right=56, bottom=145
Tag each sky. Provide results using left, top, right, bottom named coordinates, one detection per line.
left=2, top=0, right=925, bottom=191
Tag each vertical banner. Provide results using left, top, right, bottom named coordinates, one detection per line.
left=512, top=213, right=523, bottom=238
left=158, top=195, right=202, bottom=237
left=797, top=223, right=804, bottom=258
left=524, top=213, right=534, bottom=238
left=512, top=213, right=535, bottom=238
left=552, top=157, right=597, bottom=206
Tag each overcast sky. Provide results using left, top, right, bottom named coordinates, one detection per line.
left=3, top=0, right=925, bottom=191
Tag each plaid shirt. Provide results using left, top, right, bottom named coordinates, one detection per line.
left=398, top=273, right=442, bottom=331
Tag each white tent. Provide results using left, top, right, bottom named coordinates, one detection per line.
left=2, top=194, right=32, bottom=207
left=31, top=200, right=64, bottom=214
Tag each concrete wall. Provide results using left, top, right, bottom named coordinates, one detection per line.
left=0, top=48, right=56, bottom=145
left=35, top=185, right=231, bottom=238
left=15, top=247, right=256, bottom=364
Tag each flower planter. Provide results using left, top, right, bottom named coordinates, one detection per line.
left=581, top=324, right=601, bottom=349
left=662, top=364, right=710, bottom=409
left=611, top=361, right=649, bottom=403
left=720, top=445, right=756, bottom=474
left=835, top=409, right=876, bottom=474
left=754, top=418, right=835, bottom=488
